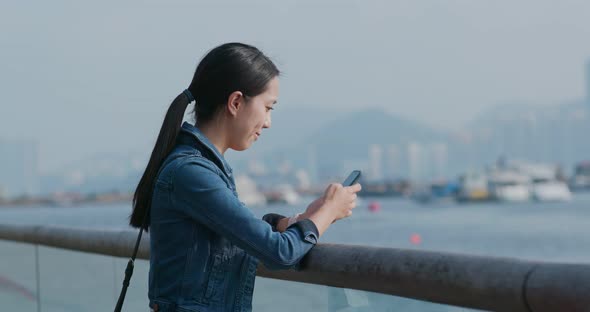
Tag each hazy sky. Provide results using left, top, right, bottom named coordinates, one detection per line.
left=2, top=0, right=590, bottom=172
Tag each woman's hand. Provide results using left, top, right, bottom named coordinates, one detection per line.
left=302, top=182, right=362, bottom=236
left=321, top=182, right=361, bottom=221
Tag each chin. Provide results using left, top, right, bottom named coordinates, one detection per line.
left=231, top=143, right=251, bottom=152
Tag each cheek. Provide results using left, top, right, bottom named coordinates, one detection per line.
left=251, top=110, right=266, bottom=128
left=239, top=104, right=266, bottom=133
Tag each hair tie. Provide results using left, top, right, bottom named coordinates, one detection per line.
left=183, top=89, right=195, bottom=103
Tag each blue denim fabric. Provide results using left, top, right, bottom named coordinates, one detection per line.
left=148, top=122, right=318, bottom=312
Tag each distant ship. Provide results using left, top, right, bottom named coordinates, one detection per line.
left=488, top=160, right=572, bottom=202
left=456, top=171, right=490, bottom=202
left=487, top=169, right=531, bottom=202
left=358, top=180, right=411, bottom=197
left=412, top=181, right=459, bottom=204
left=457, top=159, right=572, bottom=203
left=264, top=184, right=301, bottom=205
left=570, top=161, right=590, bottom=192
left=518, top=163, right=572, bottom=202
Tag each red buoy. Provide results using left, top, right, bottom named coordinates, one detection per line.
left=368, top=201, right=381, bottom=213
left=410, top=233, right=422, bottom=245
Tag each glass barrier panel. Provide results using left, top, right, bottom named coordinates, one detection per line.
left=253, top=277, right=477, bottom=312
left=0, top=240, right=38, bottom=311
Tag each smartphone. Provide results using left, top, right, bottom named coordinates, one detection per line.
left=342, top=170, right=362, bottom=186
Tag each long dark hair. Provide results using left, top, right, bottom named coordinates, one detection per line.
left=130, top=42, right=280, bottom=230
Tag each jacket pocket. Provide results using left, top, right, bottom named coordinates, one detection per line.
left=180, top=231, right=210, bottom=303
left=203, top=252, right=226, bottom=302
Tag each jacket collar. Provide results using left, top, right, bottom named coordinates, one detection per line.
left=178, top=122, right=233, bottom=178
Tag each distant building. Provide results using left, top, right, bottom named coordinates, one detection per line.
left=430, top=142, right=449, bottom=179
left=385, top=144, right=400, bottom=180
left=368, top=144, right=383, bottom=181
left=407, top=142, right=424, bottom=182
left=405, top=142, right=449, bottom=181
left=0, top=139, right=39, bottom=197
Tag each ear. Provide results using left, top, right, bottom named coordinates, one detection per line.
left=226, top=91, right=244, bottom=117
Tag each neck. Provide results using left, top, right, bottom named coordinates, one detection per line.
left=196, top=118, right=229, bottom=155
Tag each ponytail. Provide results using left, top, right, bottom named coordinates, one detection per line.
left=129, top=91, right=193, bottom=230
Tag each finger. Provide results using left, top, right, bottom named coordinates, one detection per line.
left=346, top=183, right=362, bottom=193
left=324, top=183, right=334, bottom=193
left=328, top=182, right=340, bottom=190
left=324, top=183, right=340, bottom=197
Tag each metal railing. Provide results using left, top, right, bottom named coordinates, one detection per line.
left=1, top=224, right=589, bottom=311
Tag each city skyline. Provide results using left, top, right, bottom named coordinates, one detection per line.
left=2, top=83, right=589, bottom=192
left=2, top=1, right=590, bottom=172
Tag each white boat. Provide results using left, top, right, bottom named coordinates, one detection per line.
left=531, top=178, right=572, bottom=202
left=487, top=170, right=531, bottom=202
left=519, top=164, right=572, bottom=202
left=265, top=184, right=301, bottom=205
left=457, top=171, right=490, bottom=202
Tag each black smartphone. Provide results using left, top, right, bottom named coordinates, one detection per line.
left=342, top=170, right=362, bottom=186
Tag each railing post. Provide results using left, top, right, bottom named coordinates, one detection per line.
left=34, top=244, right=41, bottom=312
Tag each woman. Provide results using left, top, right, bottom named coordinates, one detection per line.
left=129, top=42, right=362, bottom=312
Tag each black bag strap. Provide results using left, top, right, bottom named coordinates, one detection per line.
left=114, top=210, right=148, bottom=312
left=114, top=153, right=185, bottom=312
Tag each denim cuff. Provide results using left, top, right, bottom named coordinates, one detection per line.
left=287, top=219, right=319, bottom=244
left=262, top=213, right=287, bottom=232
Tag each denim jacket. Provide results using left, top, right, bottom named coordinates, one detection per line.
left=148, top=122, right=319, bottom=312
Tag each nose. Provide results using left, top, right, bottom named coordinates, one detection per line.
left=263, top=115, right=271, bottom=129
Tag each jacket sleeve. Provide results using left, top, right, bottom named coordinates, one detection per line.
left=171, top=160, right=318, bottom=270
left=262, top=213, right=287, bottom=232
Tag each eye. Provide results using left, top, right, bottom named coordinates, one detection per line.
left=266, top=107, right=274, bottom=112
